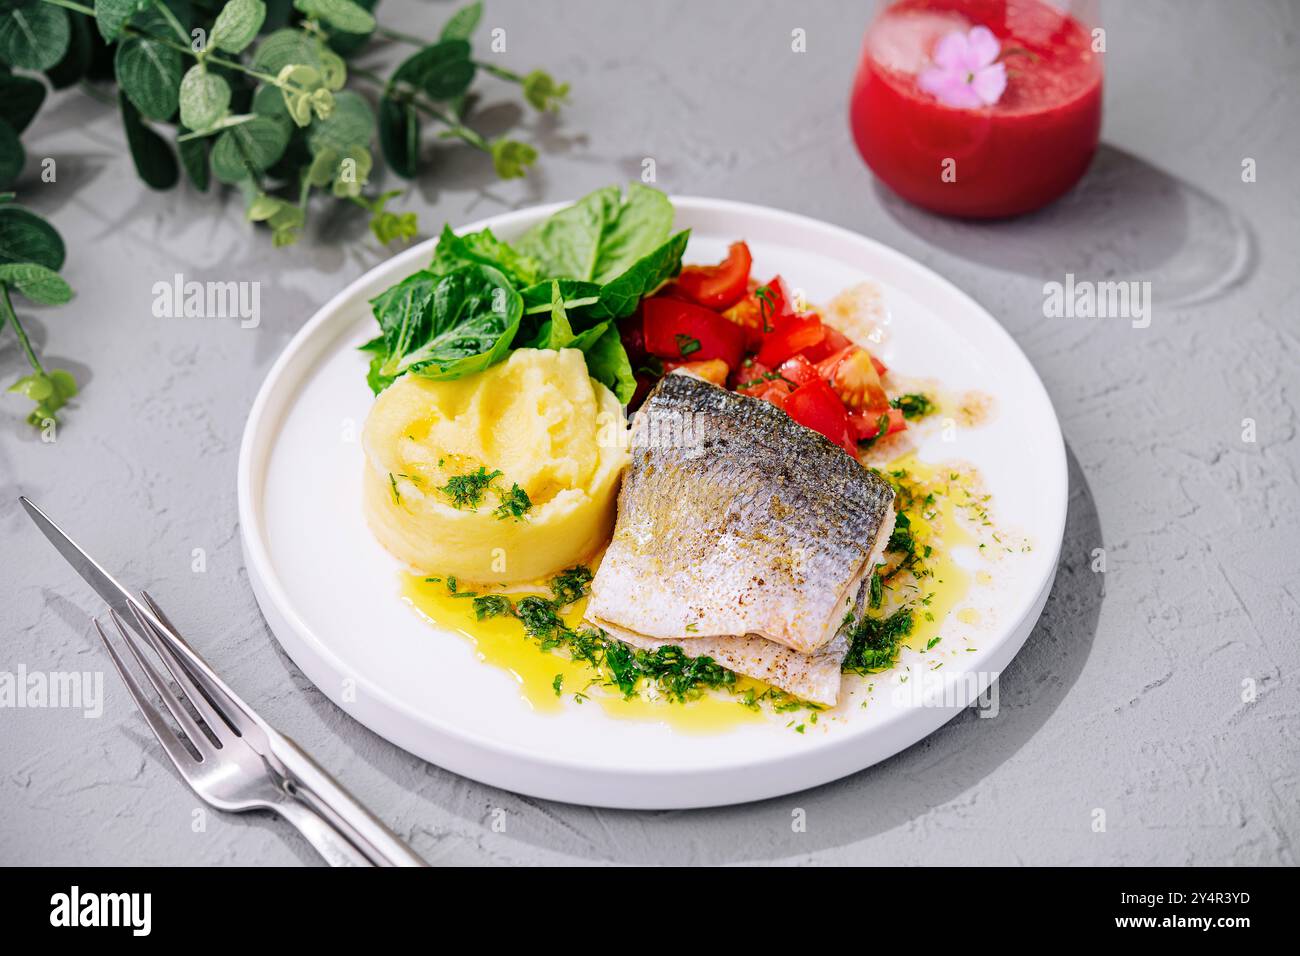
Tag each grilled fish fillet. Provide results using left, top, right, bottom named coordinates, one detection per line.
left=586, top=372, right=896, bottom=704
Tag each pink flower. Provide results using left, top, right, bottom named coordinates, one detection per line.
left=918, top=26, right=1007, bottom=109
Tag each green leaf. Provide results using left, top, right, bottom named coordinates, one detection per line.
left=430, top=224, right=540, bottom=287
left=0, top=119, right=22, bottom=190
left=306, top=88, right=372, bottom=155
left=210, top=0, right=265, bottom=53
left=0, top=262, right=72, bottom=304
left=9, top=367, right=76, bottom=425
left=377, top=96, right=418, bottom=179
left=250, top=27, right=322, bottom=74
left=516, top=183, right=674, bottom=284
left=44, top=8, right=91, bottom=89
left=0, top=204, right=64, bottom=270
left=439, top=1, right=482, bottom=41
left=391, top=40, right=474, bottom=100
left=489, top=138, right=536, bottom=180
left=582, top=324, right=636, bottom=404
left=177, top=132, right=209, bottom=191
left=590, top=229, right=689, bottom=319
left=178, top=65, right=231, bottom=131
left=293, top=0, right=374, bottom=34
left=0, top=2, right=70, bottom=71
left=93, top=0, right=146, bottom=43
left=369, top=265, right=523, bottom=382
left=115, top=34, right=182, bottom=121
left=367, top=192, right=417, bottom=245
left=119, top=90, right=179, bottom=189
left=210, top=114, right=289, bottom=183
left=0, top=73, right=46, bottom=133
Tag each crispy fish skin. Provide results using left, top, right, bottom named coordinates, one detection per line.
left=586, top=372, right=896, bottom=657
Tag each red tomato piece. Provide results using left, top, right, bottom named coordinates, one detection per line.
left=775, top=354, right=820, bottom=388
left=676, top=241, right=753, bottom=310
left=755, top=314, right=825, bottom=368
left=798, top=324, right=851, bottom=363
left=784, top=379, right=856, bottom=455
left=816, top=345, right=890, bottom=413
left=643, top=297, right=745, bottom=370
left=849, top=407, right=907, bottom=442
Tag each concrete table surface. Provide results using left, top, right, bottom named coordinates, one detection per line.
left=2, top=0, right=1296, bottom=866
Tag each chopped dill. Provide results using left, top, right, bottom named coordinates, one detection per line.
left=842, top=607, right=915, bottom=674
left=472, top=594, right=513, bottom=620
left=493, top=483, right=532, bottom=521
left=388, top=473, right=401, bottom=505
left=890, top=393, right=935, bottom=420
left=552, top=674, right=563, bottom=697
left=438, top=466, right=502, bottom=509
left=549, top=565, right=593, bottom=606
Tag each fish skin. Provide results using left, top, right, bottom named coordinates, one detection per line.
left=586, top=372, right=896, bottom=662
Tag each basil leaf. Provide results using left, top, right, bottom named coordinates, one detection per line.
left=430, top=224, right=539, bottom=287
left=589, top=229, right=689, bottom=319
left=582, top=324, right=636, bottom=404
left=371, top=265, right=522, bottom=382
left=515, top=183, right=673, bottom=284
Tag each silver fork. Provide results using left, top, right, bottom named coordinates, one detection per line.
left=91, top=600, right=421, bottom=868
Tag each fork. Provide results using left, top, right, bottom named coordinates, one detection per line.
left=91, top=594, right=424, bottom=867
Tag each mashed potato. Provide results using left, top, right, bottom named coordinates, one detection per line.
left=362, top=348, right=628, bottom=584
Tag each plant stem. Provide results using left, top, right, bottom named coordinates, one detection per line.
left=478, top=62, right=525, bottom=84
left=408, top=96, right=489, bottom=151
left=151, top=0, right=191, bottom=47
left=0, top=286, right=45, bottom=375
left=375, top=26, right=425, bottom=47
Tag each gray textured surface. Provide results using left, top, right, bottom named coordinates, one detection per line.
left=2, top=0, right=1297, bottom=866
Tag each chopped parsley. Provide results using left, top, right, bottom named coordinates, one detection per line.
left=493, top=482, right=532, bottom=521
left=842, top=607, right=915, bottom=674
left=549, top=565, right=593, bottom=606
left=552, top=674, right=564, bottom=697
left=472, top=594, right=513, bottom=620
left=891, top=393, right=935, bottom=420
left=675, top=333, right=702, bottom=357
left=438, top=466, right=502, bottom=509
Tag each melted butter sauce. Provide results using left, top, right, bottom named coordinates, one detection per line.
left=399, top=452, right=989, bottom=727
left=401, top=575, right=765, bottom=733
left=876, top=453, right=979, bottom=654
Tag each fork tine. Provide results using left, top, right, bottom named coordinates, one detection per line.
left=107, top=610, right=218, bottom=758
left=127, top=602, right=239, bottom=747
left=93, top=617, right=203, bottom=775
left=136, top=590, right=264, bottom=744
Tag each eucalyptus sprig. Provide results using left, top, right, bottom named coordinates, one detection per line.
left=0, top=194, right=76, bottom=426
left=0, top=0, right=569, bottom=247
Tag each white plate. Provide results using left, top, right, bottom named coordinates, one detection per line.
left=238, top=197, right=1066, bottom=809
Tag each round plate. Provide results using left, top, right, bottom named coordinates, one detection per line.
left=238, top=197, right=1066, bottom=809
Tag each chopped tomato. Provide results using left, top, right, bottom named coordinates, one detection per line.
left=643, top=297, right=745, bottom=370
left=757, top=275, right=795, bottom=322
left=720, top=295, right=766, bottom=351
left=775, top=354, right=819, bottom=388
left=756, top=381, right=794, bottom=409
left=815, top=345, right=889, bottom=412
left=755, top=314, right=825, bottom=368
left=799, top=324, right=851, bottom=363
left=849, top=407, right=907, bottom=442
left=663, top=358, right=730, bottom=386
left=676, top=241, right=752, bottom=310
left=784, top=379, right=856, bottom=455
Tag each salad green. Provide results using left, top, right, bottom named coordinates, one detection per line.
left=363, top=183, right=688, bottom=403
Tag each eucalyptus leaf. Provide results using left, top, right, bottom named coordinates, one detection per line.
left=93, top=0, right=147, bottom=43
left=178, top=131, right=210, bottom=191
left=440, top=1, right=482, bottom=41
left=0, top=72, right=46, bottom=133
left=293, top=0, right=375, bottom=35
left=306, top=89, right=372, bottom=155
left=378, top=96, right=418, bottom=179
left=44, top=9, right=91, bottom=89
left=0, top=120, right=23, bottom=191
left=0, top=2, right=70, bottom=71
left=178, top=66, right=231, bottom=131
left=119, top=90, right=179, bottom=189
left=0, top=262, right=72, bottom=305
left=210, top=0, right=265, bottom=53
left=210, top=114, right=289, bottom=183
left=391, top=39, right=474, bottom=100
left=115, top=34, right=182, bottom=120
left=0, top=204, right=65, bottom=270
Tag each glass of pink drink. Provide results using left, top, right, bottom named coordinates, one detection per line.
left=850, top=0, right=1103, bottom=218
